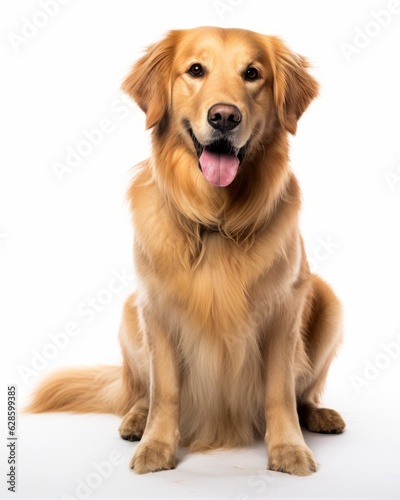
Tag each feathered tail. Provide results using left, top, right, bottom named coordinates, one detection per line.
left=26, top=365, right=132, bottom=416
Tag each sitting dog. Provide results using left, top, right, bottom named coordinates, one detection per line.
left=29, top=27, right=345, bottom=476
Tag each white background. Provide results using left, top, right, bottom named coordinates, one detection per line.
left=1, top=0, right=400, bottom=498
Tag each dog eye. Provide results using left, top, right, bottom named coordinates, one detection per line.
left=244, top=67, right=259, bottom=81
left=189, top=63, right=204, bottom=77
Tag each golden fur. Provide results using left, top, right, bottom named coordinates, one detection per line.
left=28, top=27, right=345, bottom=476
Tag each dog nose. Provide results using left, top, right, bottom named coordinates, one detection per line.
left=207, top=103, right=241, bottom=132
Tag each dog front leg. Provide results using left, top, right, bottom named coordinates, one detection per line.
left=130, top=311, right=179, bottom=473
left=263, top=309, right=317, bottom=476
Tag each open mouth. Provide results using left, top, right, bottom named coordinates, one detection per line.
left=189, top=129, right=247, bottom=187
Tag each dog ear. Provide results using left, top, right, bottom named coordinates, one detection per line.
left=266, top=37, right=319, bottom=135
left=122, top=32, right=175, bottom=129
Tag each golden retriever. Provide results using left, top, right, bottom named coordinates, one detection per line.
left=28, top=27, right=345, bottom=476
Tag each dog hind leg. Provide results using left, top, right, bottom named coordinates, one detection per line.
left=297, top=275, right=346, bottom=434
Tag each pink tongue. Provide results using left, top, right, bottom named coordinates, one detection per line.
left=199, top=149, right=239, bottom=187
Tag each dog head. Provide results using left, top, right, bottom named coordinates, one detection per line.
left=123, top=27, right=318, bottom=188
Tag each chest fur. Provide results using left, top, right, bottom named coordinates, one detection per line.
left=136, top=226, right=297, bottom=340
left=131, top=174, right=300, bottom=337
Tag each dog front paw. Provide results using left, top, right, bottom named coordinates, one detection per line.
left=130, top=440, right=176, bottom=473
left=268, top=443, right=317, bottom=476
